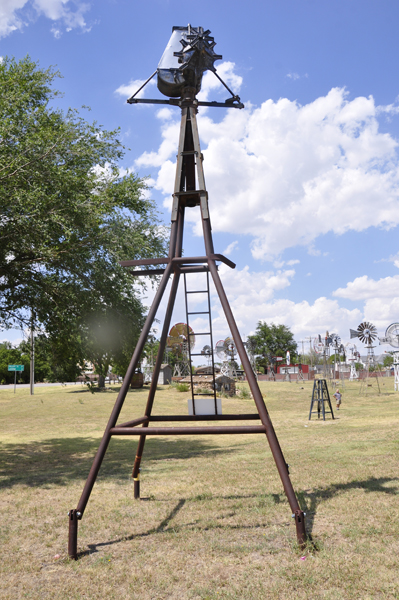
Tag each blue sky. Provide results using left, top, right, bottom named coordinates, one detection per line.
left=2, top=0, right=399, bottom=358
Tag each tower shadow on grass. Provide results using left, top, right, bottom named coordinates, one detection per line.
left=297, top=476, right=399, bottom=536
left=0, top=436, right=235, bottom=489
left=75, top=477, right=399, bottom=558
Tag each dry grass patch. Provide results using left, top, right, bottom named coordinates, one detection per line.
left=0, top=379, right=398, bottom=599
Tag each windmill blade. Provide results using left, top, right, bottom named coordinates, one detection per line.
left=357, top=321, right=377, bottom=345
left=201, top=344, right=212, bottom=356
left=330, top=334, right=342, bottom=349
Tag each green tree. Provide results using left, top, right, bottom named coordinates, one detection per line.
left=0, top=56, right=168, bottom=384
left=383, top=354, right=394, bottom=368
left=0, top=343, right=29, bottom=384
left=248, top=321, right=297, bottom=371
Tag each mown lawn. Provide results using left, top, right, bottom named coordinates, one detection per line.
left=0, top=378, right=398, bottom=599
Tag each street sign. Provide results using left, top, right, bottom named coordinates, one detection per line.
left=275, top=357, right=283, bottom=361
left=8, top=365, right=24, bottom=371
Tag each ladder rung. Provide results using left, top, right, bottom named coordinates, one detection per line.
left=193, top=393, right=216, bottom=396
left=187, top=311, right=209, bottom=315
left=190, top=351, right=212, bottom=356
left=190, top=332, right=211, bottom=336
left=186, top=290, right=208, bottom=294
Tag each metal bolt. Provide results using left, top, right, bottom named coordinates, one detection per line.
left=76, top=512, right=81, bottom=517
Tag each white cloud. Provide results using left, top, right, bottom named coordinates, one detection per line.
left=0, top=0, right=27, bottom=38
left=197, top=61, right=243, bottom=103
left=115, top=77, right=156, bottom=101
left=141, top=84, right=399, bottom=260
left=0, top=0, right=91, bottom=38
left=286, top=72, right=300, bottom=80
left=333, top=274, right=399, bottom=334
left=333, top=274, right=399, bottom=301
left=223, top=241, right=238, bottom=256
left=135, top=120, right=180, bottom=169
left=137, top=263, right=361, bottom=344
left=211, top=265, right=361, bottom=339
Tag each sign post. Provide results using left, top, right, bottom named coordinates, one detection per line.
left=8, top=365, right=24, bottom=394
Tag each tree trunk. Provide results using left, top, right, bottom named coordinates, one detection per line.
left=98, top=374, right=105, bottom=388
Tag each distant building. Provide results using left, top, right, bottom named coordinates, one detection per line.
left=195, top=365, right=221, bottom=375
left=180, top=374, right=235, bottom=397
left=157, top=364, right=172, bottom=385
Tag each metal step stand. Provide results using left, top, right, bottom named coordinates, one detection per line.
left=67, top=84, right=307, bottom=560
left=184, top=270, right=218, bottom=416
left=309, top=379, right=335, bottom=421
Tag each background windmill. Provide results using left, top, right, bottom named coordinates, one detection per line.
left=201, top=344, right=213, bottom=367
left=313, top=333, right=333, bottom=380
left=350, top=321, right=382, bottom=394
left=243, top=339, right=258, bottom=380
left=345, top=342, right=359, bottom=381
left=215, top=337, right=238, bottom=378
left=379, top=322, right=399, bottom=392
left=167, top=322, right=195, bottom=377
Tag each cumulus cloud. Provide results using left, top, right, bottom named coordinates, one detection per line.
left=223, top=241, right=238, bottom=256
left=333, top=274, right=399, bottom=333
left=140, top=82, right=399, bottom=260
left=197, top=61, right=243, bottom=103
left=333, top=274, right=399, bottom=301
left=0, top=0, right=91, bottom=38
left=115, top=77, right=156, bottom=101
left=136, top=262, right=361, bottom=346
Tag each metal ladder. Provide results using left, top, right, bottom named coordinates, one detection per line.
left=183, top=270, right=218, bottom=415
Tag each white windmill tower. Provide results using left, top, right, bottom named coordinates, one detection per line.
left=379, top=322, right=399, bottom=392
left=345, top=342, right=359, bottom=381
left=330, top=334, right=341, bottom=382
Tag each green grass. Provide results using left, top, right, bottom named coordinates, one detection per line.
left=0, top=379, right=398, bottom=599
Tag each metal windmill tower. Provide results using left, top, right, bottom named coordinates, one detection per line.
left=345, top=342, right=359, bottom=381
left=350, top=321, right=382, bottom=394
left=67, top=25, right=307, bottom=559
left=379, top=322, right=399, bottom=391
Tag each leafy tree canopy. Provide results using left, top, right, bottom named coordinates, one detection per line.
left=248, top=321, right=297, bottom=369
left=0, top=56, right=168, bottom=381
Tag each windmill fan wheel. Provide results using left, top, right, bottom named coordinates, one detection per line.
left=385, top=323, right=399, bottom=348
left=357, top=321, right=377, bottom=345
left=224, top=336, right=236, bottom=358
left=167, top=322, right=196, bottom=350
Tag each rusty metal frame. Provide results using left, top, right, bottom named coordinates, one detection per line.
left=67, top=88, right=307, bottom=560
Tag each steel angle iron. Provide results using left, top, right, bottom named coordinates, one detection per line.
left=67, top=25, right=307, bottom=560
